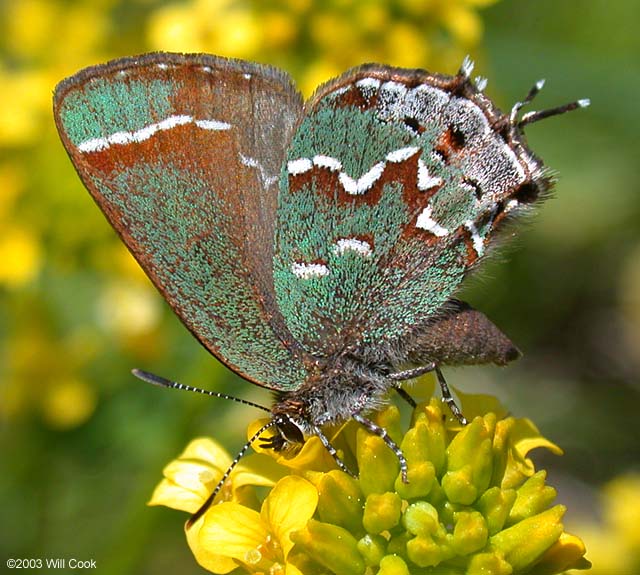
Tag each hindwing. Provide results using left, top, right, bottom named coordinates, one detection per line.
left=273, top=64, right=548, bottom=356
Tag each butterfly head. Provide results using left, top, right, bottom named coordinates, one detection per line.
left=260, top=405, right=307, bottom=452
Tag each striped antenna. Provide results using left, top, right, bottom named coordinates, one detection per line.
left=187, top=418, right=280, bottom=526
left=132, top=369, right=271, bottom=413
left=133, top=369, right=279, bottom=525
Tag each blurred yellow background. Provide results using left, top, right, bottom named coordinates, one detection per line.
left=0, top=0, right=638, bottom=573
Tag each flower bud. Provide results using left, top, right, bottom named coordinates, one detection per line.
left=292, top=519, right=365, bottom=575
left=507, top=471, right=557, bottom=525
left=363, top=492, right=402, bottom=534
left=377, top=554, right=411, bottom=575
left=442, top=415, right=494, bottom=504
left=357, top=428, right=399, bottom=496
left=356, top=533, right=387, bottom=567
left=451, top=510, right=488, bottom=555
left=316, top=470, right=365, bottom=535
left=490, top=505, right=566, bottom=571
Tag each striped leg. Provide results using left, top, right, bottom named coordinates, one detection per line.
left=388, top=362, right=437, bottom=408
left=353, top=413, right=408, bottom=483
left=435, top=366, right=467, bottom=425
left=314, top=427, right=357, bottom=477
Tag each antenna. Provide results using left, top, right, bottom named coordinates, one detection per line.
left=132, top=369, right=271, bottom=413
left=133, top=369, right=278, bottom=525
left=187, top=418, right=280, bottom=526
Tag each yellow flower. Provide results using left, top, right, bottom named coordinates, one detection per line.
left=191, top=476, right=317, bottom=574
left=441, top=4, right=484, bottom=46
left=147, top=1, right=261, bottom=58
left=97, top=281, right=162, bottom=337
left=152, top=385, right=589, bottom=574
left=567, top=473, right=640, bottom=574
left=149, top=437, right=294, bottom=573
left=0, top=226, right=42, bottom=287
left=41, top=377, right=97, bottom=429
left=149, top=437, right=287, bottom=513
left=151, top=437, right=316, bottom=574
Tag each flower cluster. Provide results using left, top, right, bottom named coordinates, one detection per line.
left=145, top=0, right=498, bottom=96
left=150, top=390, right=589, bottom=574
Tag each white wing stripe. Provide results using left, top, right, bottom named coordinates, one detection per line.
left=77, top=114, right=231, bottom=153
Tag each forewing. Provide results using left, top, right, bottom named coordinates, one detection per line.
left=54, top=52, right=307, bottom=389
left=273, top=64, right=548, bottom=355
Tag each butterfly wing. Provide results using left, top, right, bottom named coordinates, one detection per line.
left=54, top=53, right=307, bottom=389
left=273, top=64, right=548, bottom=356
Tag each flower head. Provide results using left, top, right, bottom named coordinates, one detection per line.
left=151, top=385, right=589, bottom=574
left=566, top=473, right=640, bottom=574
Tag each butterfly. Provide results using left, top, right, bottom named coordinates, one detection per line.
left=54, top=52, right=587, bottom=520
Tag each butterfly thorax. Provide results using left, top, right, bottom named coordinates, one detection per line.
left=270, top=354, right=392, bottom=446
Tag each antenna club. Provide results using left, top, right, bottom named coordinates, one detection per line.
left=132, top=368, right=171, bottom=387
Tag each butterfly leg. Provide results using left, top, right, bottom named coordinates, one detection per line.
left=314, top=427, right=357, bottom=478
left=388, top=363, right=467, bottom=425
left=395, top=386, right=417, bottom=408
left=352, top=413, right=409, bottom=483
left=435, top=367, right=467, bottom=425
left=388, top=362, right=437, bottom=408
left=388, top=363, right=436, bottom=382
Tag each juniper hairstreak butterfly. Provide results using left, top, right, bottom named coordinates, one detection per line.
left=53, top=53, right=588, bottom=521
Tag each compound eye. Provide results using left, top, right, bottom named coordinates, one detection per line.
left=277, top=416, right=305, bottom=445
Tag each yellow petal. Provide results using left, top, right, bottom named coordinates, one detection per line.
left=249, top=418, right=342, bottom=473
left=454, top=387, right=509, bottom=421
left=511, top=419, right=563, bottom=458
left=199, top=502, right=267, bottom=561
left=234, top=453, right=289, bottom=489
left=149, top=438, right=232, bottom=513
left=262, top=476, right=319, bottom=557
left=177, top=437, right=233, bottom=469
left=149, top=478, right=208, bottom=514
left=497, top=418, right=563, bottom=489
left=186, top=515, right=238, bottom=574
left=405, top=373, right=436, bottom=405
